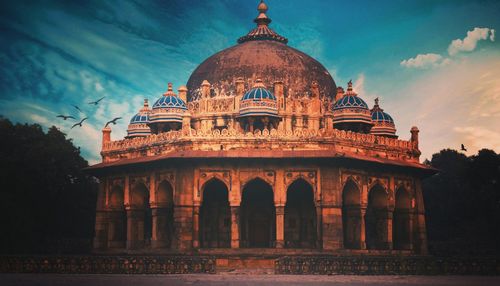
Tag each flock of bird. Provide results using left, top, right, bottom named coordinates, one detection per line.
left=56, top=96, right=122, bottom=129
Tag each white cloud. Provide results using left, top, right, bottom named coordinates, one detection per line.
left=448, top=27, right=495, bottom=56
left=400, top=53, right=450, bottom=69
left=390, top=54, right=500, bottom=160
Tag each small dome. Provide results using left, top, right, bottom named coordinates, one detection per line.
left=149, top=83, right=188, bottom=128
left=127, top=99, right=151, bottom=138
left=152, top=95, right=187, bottom=110
left=370, top=98, right=397, bottom=138
left=331, top=80, right=373, bottom=133
left=332, top=94, right=369, bottom=110
left=242, top=87, right=277, bottom=101
left=239, top=79, right=278, bottom=118
left=371, top=110, right=394, bottom=123
left=129, top=113, right=149, bottom=124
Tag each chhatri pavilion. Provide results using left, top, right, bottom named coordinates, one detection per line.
left=87, top=1, right=434, bottom=255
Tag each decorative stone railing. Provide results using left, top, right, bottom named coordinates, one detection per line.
left=103, top=127, right=416, bottom=154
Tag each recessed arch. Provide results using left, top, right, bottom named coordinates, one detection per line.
left=342, top=178, right=362, bottom=249
left=155, top=179, right=174, bottom=248
left=107, top=184, right=126, bottom=248
left=200, top=178, right=231, bottom=248
left=156, top=180, right=174, bottom=206
left=365, top=183, right=390, bottom=250
left=109, top=185, right=124, bottom=208
left=240, top=176, right=274, bottom=195
left=130, top=181, right=149, bottom=208
left=200, top=176, right=230, bottom=203
left=128, top=181, right=152, bottom=248
left=240, top=178, right=275, bottom=248
left=284, top=178, right=317, bottom=248
left=393, top=186, right=413, bottom=250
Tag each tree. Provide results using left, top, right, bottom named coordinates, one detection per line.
left=0, top=117, right=97, bottom=254
left=423, top=148, right=500, bottom=256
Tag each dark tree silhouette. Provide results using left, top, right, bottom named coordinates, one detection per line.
left=423, top=148, right=500, bottom=256
left=0, top=116, right=97, bottom=254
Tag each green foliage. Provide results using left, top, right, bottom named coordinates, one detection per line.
left=423, top=148, right=500, bottom=256
left=0, top=117, right=97, bottom=254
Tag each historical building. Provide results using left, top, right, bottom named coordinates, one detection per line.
left=88, top=1, right=434, bottom=255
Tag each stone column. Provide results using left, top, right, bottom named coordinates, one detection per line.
left=275, top=205, right=285, bottom=248
left=230, top=206, right=240, bottom=248
left=315, top=205, right=323, bottom=249
left=93, top=181, right=108, bottom=249
left=381, top=209, right=394, bottom=250
left=151, top=206, right=169, bottom=249
left=192, top=205, right=200, bottom=249
left=360, top=208, right=367, bottom=249
left=94, top=211, right=108, bottom=249
left=126, top=208, right=145, bottom=250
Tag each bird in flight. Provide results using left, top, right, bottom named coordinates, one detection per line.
left=105, top=117, right=122, bottom=127
left=56, top=115, right=75, bottom=120
left=71, top=117, right=88, bottom=129
left=88, top=96, right=105, bottom=105
left=461, top=144, right=467, bottom=152
left=72, top=105, right=83, bottom=113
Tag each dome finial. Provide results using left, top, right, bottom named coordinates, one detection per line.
left=374, top=97, right=379, bottom=106
left=258, top=0, right=268, bottom=13
left=237, top=0, right=288, bottom=44
left=347, top=80, right=353, bottom=91
left=255, top=0, right=271, bottom=26
left=163, top=83, right=177, bottom=96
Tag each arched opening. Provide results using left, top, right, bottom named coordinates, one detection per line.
left=365, top=184, right=390, bottom=250
left=240, top=116, right=279, bottom=133
left=200, top=178, right=231, bottom=248
left=128, top=182, right=151, bottom=249
left=342, top=179, right=362, bottom=249
left=240, top=178, right=275, bottom=248
left=393, top=187, right=412, bottom=250
left=108, top=185, right=126, bottom=248
left=284, top=179, right=316, bottom=248
left=154, top=180, right=174, bottom=248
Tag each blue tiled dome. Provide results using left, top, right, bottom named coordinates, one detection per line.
left=130, top=113, right=149, bottom=124
left=127, top=99, right=152, bottom=138
left=332, top=95, right=369, bottom=110
left=152, top=95, right=187, bottom=110
left=242, top=87, right=276, bottom=101
left=371, top=110, right=394, bottom=123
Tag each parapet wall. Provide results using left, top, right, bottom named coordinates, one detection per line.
left=102, top=128, right=419, bottom=164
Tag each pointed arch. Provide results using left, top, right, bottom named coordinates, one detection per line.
left=284, top=178, right=316, bottom=248
left=342, top=178, right=362, bottom=249
left=156, top=180, right=174, bottom=207
left=365, top=183, right=390, bottom=250
left=109, top=185, right=124, bottom=208
left=200, top=178, right=231, bottom=248
left=153, top=180, right=174, bottom=248
left=240, top=178, right=275, bottom=248
left=128, top=181, right=152, bottom=248
left=107, top=185, right=126, bottom=248
left=393, top=186, right=413, bottom=250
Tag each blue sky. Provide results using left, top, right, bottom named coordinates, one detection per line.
left=1, top=0, right=499, bottom=164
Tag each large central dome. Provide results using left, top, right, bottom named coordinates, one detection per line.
left=186, top=1, right=336, bottom=101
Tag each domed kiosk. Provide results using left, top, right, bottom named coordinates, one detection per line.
left=126, top=99, right=151, bottom=138
left=370, top=98, right=397, bottom=138
left=89, top=0, right=434, bottom=260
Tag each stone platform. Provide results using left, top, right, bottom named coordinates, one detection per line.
left=0, top=253, right=498, bottom=275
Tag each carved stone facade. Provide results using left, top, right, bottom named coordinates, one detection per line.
left=87, top=1, right=435, bottom=256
